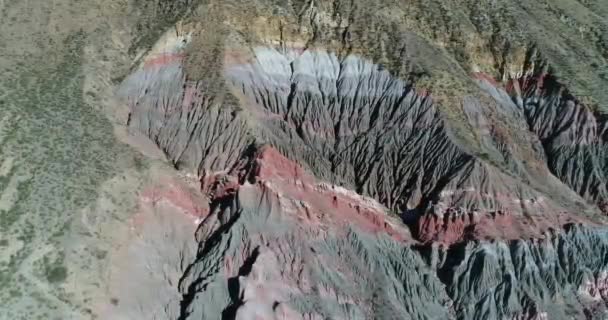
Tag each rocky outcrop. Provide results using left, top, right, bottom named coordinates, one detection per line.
left=122, top=44, right=599, bottom=244
left=110, top=1, right=608, bottom=319
left=176, top=146, right=452, bottom=319
left=510, top=60, right=608, bottom=209
left=428, top=224, right=608, bottom=320
left=120, top=144, right=608, bottom=320
left=7, top=0, right=608, bottom=319
left=115, top=28, right=608, bottom=316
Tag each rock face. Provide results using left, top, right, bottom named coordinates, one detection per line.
left=3, top=0, right=608, bottom=319
left=124, top=46, right=592, bottom=239
left=112, top=0, right=608, bottom=316
left=176, top=146, right=450, bottom=320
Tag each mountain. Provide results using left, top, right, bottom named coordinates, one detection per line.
left=1, top=0, right=608, bottom=319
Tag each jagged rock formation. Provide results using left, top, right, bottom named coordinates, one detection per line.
left=175, top=147, right=451, bottom=319
left=506, top=58, right=608, bottom=210
left=122, top=44, right=596, bottom=244
left=424, top=224, right=608, bottom=320
left=3, top=0, right=608, bottom=319
left=111, top=0, right=608, bottom=317
left=113, top=0, right=606, bottom=319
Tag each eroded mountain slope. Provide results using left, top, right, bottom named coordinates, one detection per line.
left=3, top=0, right=608, bottom=319
left=109, top=1, right=608, bottom=319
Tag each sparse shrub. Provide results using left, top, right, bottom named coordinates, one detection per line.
left=45, top=265, right=68, bottom=283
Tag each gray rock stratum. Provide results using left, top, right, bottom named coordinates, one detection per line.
left=2, top=0, right=608, bottom=319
